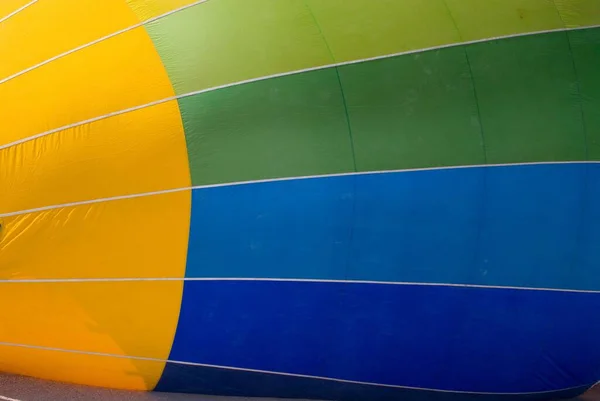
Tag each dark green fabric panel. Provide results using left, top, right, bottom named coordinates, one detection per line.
left=570, top=28, right=600, bottom=160
left=467, top=31, right=586, bottom=164
left=339, top=47, right=485, bottom=171
left=180, top=69, right=354, bottom=186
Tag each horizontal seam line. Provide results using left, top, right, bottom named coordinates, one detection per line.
left=0, top=341, right=593, bottom=395
left=0, top=0, right=211, bottom=86
left=1, top=160, right=598, bottom=218
left=0, top=0, right=37, bottom=24
left=1, top=24, right=599, bottom=151
left=0, top=276, right=598, bottom=294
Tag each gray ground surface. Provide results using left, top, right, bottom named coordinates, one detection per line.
left=578, top=385, right=600, bottom=401
left=0, top=373, right=598, bottom=401
left=0, top=373, right=310, bottom=401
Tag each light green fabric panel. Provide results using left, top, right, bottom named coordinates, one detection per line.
left=144, top=0, right=600, bottom=96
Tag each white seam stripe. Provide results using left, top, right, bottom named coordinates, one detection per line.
left=0, top=0, right=210, bottom=86
left=0, top=0, right=37, bottom=24
left=0, top=275, right=599, bottom=295
left=0, top=96, right=176, bottom=150
left=0, top=24, right=599, bottom=152
left=0, top=395, right=22, bottom=401
left=0, top=341, right=592, bottom=396
left=1, top=160, right=598, bottom=219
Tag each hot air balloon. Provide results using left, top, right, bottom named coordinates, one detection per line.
left=1, top=0, right=600, bottom=400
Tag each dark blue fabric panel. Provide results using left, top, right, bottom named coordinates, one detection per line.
left=155, top=361, right=590, bottom=401
left=185, top=163, right=599, bottom=291
left=165, top=280, right=600, bottom=393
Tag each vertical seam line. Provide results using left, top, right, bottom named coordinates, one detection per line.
left=439, top=0, right=489, bottom=290
left=552, top=0, right=591, bottom=281
left=439, top=0, right=488, bottom=163
left=553, top=3, right=590, bottom=160
left=302, top=1, right=358, bottom=173
left=303, top=1, right=358, bottom=282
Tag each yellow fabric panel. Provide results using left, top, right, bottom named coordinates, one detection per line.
left=555, top=0, right=600, bottom=27
left=0, top=0, right=138, bottom=80
left=0, top=280, right=183, bottom=390
left=0, top=27, right=175, bottom=147
left=126, top=0, right=200, bottom=21
left=0, top=0, right=34, bottom=20
left=444, top=0, right=564, bottom=41
left=0, top=192, right=191, bottom=280
left=0, top=100, right=189, bottom=214
left=0, top=0, right=190, bottom=391
left=0, top=345, right=167, bottom=391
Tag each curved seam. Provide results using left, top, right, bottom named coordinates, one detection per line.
left=0, top=96, right=176, bottom=151
left=0, top=340, right=595, bottom=395
left=135, top=20, right=193, bottom=388
left=303, top=1, right=358, bottom=285
left=0, top=0, right=38, bottom=24
left=0, top=0, right=212, bottom=86
left=437, top=2, right=492, bottom=365
left=302, top=1, right=358, bottom=173
left=0, top=276, right=600, bottom=294
left=1, top=25, right=600, bottom=152
left=457, top=23, right=492, bottom=307
left=439, top=0, right=488, bottom=160
left=2, top=14, right=596, bottom=88
left=552, top=1, right=590, bottom=160
left=552, top=0, right=592, bottom=285
left=438, top=0, right=490, bottom=274
left=101, top=3, right=192, bottom=384
left=463, top=52, right=490, bottom=283
left=2, top=160, right=599, bottom=218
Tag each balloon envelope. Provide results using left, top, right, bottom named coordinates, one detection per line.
left=1, top=1, right=600, bottom=400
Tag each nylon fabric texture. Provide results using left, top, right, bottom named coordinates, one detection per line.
left=1, top=0, right=600, bottom=400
